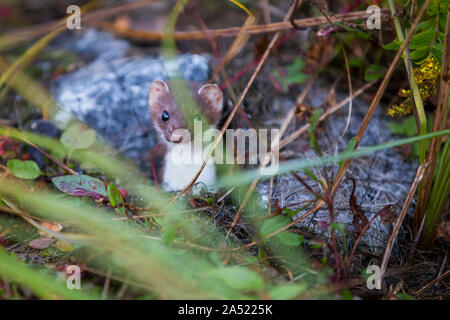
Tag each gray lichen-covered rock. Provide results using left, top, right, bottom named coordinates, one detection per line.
left=52, top=29, right=210, bottom=164
left=257, top=81, right=417, bottom=253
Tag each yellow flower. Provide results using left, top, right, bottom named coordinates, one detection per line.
left=387, top=56, right=441, bottom=117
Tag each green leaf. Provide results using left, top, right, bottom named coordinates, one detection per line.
left=208, top=266, right=264, bottom=291
left=310, top=108, right=323, bottom=129
left=269, top=284, right=307, bottom=300
left=328, top=223, right=345, bottom=234
left=107, top=183, right=124, bottom=208
left=432, top=45, right=443, bottom=63
left=386, top=116, right=418, bottom=137
left=270, top=57, right=307, bottom=93
left=410, top=47, right=429, bottom=61
left=348, top=58, right=362, bottom=67
left=60, top=123, right=96, bottom=150
left=257, top=247, right=268, bottom=261
left=341, top=289, right=353, bottom=300
left=53, top=240, right=75, bottom=252
left=439, top=0, right=449, bottom=12
left=416, top=19, right=435, bottom=31
left=308, top=108, right=323, bottom=152
left=397, top=293, right=415, bottom=300
left=50, top=148, right=66, bottom=161
left=261, top=215, right=290, bottom=237
left=283, top=203, right=311, bottom=218
left=261, top=215, right=304, bottom=246
left=427, top=0, right=440, bottom=15
left=364, top=64, right=386, bottom=81
left=278, top=232, right=304, bottom=246
left=162, top=225, right=177, bottom=245
left=382, top=40, right=401, bottom=51
left=7, top=160, right=41, bottom=180
left=410, top=30, right=434, bottom=49
left=303, top=168, right=319, bottom=182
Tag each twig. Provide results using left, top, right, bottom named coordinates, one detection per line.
left=380, top=162, right=428, bottom=280
left=346, top=205, right=388, bottom=269
left=290, top=172, right=324, bottom=201
left=280, top=81, right=375, bottom=149
left=101, top=268, right=112, bottom=300
left=2, top=198, right=51, bottom=232
left=208, top=15, right=256, bottom=83
left=101, top=10, right=388, bottom=42
left=416, top=270, right=450, bottom=295
left=0, top=205, right=43, bottom=221
left=0, top=0, right=160, bottom=51
left=267, top=177, right=274, bottom=215
left=261, top=0, right=272, bottom=25
left=289, top=0, right=305, bottom=30
left=22, top=137, right=78, bottom=175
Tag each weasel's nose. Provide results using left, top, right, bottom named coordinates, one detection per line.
left=170, top=133, right=184, bottom=143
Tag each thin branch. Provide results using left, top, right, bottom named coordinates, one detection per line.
left=280, top=81, right=376, bottom=149
left=0, top=0, right=160, bottom=52
left=416, top=270, right=450, bottom=295
left=23, top=137, right=78, bottom=175
left=101, top=10, right=388, bottom=42
left=380, top=162, right=428, bottom=280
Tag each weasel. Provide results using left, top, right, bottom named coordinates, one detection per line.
left=148, top=79, right=223, bottom=192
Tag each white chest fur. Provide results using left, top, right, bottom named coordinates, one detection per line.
left=162, top=142, right=216, bottom=192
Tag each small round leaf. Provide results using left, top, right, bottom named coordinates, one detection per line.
left=61, top=123, right=96, bottom=150
left=7, top=160, right=41, bottom=180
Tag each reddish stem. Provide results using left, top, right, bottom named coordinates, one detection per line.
left=150, top=143, right=161, bottom=192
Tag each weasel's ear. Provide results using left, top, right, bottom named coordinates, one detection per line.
left=149, top=80, right=169, bottom=107
left=198, top=84, right=223, bottom=114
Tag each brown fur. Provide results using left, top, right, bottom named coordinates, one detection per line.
left=148, top=80, right=224, bottom=187
left=149, top=80, right=223, bottom=144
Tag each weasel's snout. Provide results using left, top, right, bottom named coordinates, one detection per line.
left=169, top=133, right=184, bottom=143
left=168, top=129, right=190, bottom=144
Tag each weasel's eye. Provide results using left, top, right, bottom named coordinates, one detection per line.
left=161, top=110, right=170, bottom=122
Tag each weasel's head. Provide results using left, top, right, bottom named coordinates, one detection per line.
left=149, top=80, right=223, bottom=144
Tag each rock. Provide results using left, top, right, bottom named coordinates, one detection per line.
left=52, top=29, right=210, bottom=165
left=257, top=81, right=417, bottom=253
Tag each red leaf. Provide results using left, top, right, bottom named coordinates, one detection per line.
left=349, top=178, right=368, bottom=236
left=29, top=238, right=54, bottom=249
left=378, top=205, right=396, bottom=225
left=52, top=175, right=107, bottom=199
